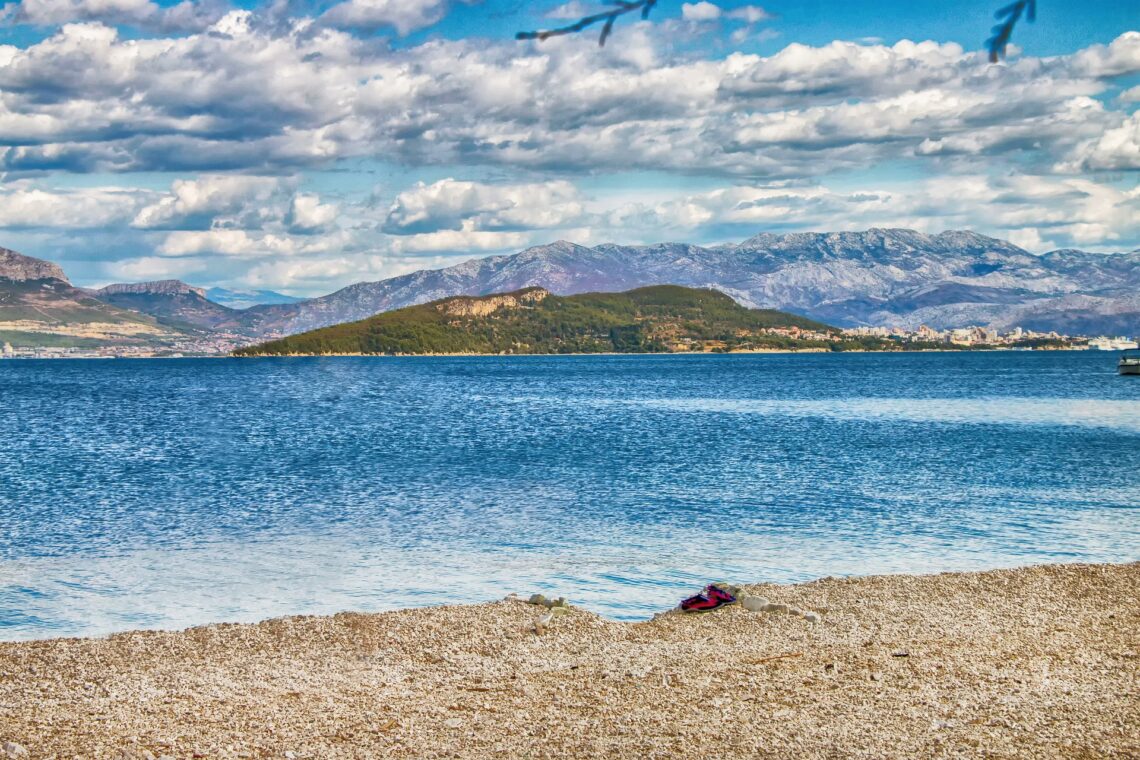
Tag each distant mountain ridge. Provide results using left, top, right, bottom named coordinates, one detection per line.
left=206, top=287, right=303, bottom=310
left=227, top=229, right=1140, bottom=338
left=99, top=280, right=208, bottom=299
left=3, top=229, right=1138, bottom=349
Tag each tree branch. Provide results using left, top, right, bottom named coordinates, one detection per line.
left=516, top=0, right=658, bottom=46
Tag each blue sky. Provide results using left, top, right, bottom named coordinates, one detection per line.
left=0, top=0, right=1137, bottom=295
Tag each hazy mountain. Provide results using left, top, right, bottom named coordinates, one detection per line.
left=206, top=287, right=304, bottom=310
left=95, top=280, right=242, bottom=334
left=235, top=229, right=1140, bottom=338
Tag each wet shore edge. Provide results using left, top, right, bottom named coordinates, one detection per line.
left=1, top=562, right=1137, bottom=758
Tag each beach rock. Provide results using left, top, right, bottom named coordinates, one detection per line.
left=803, top=612, right=821, bottom=623
left=117, top=751, right=155, bottom=760
left=2, top=742, right=28, bottom=758
left=527, top=594, right=547, bottom=606
left=870, top=672, right=883, bottom=682
left=764, top=603, right=789, bottom=614
left=534, top=611, right=554, bottom=634
left=741, top=596, right=769, bottom=612
left=444, top=718, right=464, bottom=729
left=788, top=606, right=802, bottom=616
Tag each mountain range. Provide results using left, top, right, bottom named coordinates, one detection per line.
left=2, top=229, right=1138, bottom=350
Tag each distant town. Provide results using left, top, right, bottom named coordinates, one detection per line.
left=839, top=325, right=1139, bottom=351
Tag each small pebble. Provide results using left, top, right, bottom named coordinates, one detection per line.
left=2, top=743, right=28, bottom=759
left=870, top=672, right=883, bottom=682
left=444, top=718, right=463, bottom=729
left=788, top=606, right=802, bottom=616
left=764, top=603, right=789, bottom=614
left=803, top=612, right=821, bottom=623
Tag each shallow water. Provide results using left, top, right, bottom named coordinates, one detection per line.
left=1, top=351, right=1137, bottom=639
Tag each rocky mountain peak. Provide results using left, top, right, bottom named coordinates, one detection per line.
left=98, top=280, right=207, bottom=299
left=0, top=247, right=70, bottom=284
left=437, top=287, right=549, bottom=318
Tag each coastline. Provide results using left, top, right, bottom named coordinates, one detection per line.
left=2, top=562, right=1136, bottom=758
left=228, top=346, right=1092, bottom=358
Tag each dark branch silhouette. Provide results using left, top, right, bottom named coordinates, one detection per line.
left=516, top=0, right=658, bottom=46
left=517, top=1, right=1040, bottom=62
left=987, top=0, right=1036, bottom=62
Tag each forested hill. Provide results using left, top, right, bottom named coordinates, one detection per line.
left=233, top=285, right=845, bottom=356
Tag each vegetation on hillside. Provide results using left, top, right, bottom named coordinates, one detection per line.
left=235, top=285, right=894, bottom=356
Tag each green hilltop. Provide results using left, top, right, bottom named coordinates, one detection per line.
left=233, top=285, right=880, bottom=356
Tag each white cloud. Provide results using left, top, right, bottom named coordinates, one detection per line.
left=1, top=0, right=224, bottom=31
left=320, top=0, right=450, bottom=34
left=1062, top=112, right=1140, bottom=172
left=726, top=5, right=771, bottom=23
left=156, top=229, right=346, bottom=258
left=545, top=1, right=591, bottom=20
left=383, top=178, right=584, bottom=235
left=387, top=224, right=532, bottom=254
left=286, top=193, right=338, bottom=234
left=132, top=176, right=283, bottom=230
left=1, top=23, right=1137, bottom=180
left=681, top=2, right=720, bottom=22
left=0, top=184, right=142, bottom=228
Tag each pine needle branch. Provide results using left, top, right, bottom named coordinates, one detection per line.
left=516, top=0, right=658, bottom=46
left=986, top=0, right=1036, bottom=62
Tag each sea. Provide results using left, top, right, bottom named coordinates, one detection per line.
left=1, top=351, right=1138, bottom=640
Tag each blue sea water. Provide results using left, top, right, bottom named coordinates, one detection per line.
left=1, top=351, right=1137, bottom=639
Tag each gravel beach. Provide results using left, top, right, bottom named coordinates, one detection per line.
left=1, top=563, right=1136, bottom=759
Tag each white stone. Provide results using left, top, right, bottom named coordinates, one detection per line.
left=444, top=717, right=464, bottom=729
left=3, top=743, right=28, bottom=758
left=788, top=606, right=802, bottom=616
left=741, top=596, right=769, bottom=612
left=803, top=611, right=821, bottom=623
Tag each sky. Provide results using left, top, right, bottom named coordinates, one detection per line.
left=0, top=0, right=1137, bottom=296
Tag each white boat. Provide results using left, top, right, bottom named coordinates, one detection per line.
left=1119, top=349, right=1140, bottom=375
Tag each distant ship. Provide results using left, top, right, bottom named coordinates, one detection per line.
left=1120, top=350, right=1140, bottom=376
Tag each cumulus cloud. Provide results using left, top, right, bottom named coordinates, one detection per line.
left=1, top=22, right=1137, bottom=180
left=286, top=193, right=338, bottom=234
left=0, top=184, right=142, bottom=228
left=1, top=0, right=225, bottom=31
left=156, top=229, right=344, bottom=258
left=1062, top=112, right=1140, bottom=172
left=681, top=2, right=721, bottom=22
left=2, top=9, right=1139, bottom=293
left=320, top=0, right=460, bottom=34
left=132, top=176, right=283, bottom=230
left=382, top=178, right=584, bottom=235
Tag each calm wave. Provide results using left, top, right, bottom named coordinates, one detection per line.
left=1, top=351, right=1137, bottom=639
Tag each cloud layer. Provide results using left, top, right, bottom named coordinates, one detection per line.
left=0, top=2, right=1136, bottom=294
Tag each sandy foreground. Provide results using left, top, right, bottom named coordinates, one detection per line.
left=1, top=563, right=1137, bottom=759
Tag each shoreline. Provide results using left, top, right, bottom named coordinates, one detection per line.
left=229, top=345, right=1092, bottom=358
left=2, top=562, right=1136, bottom=758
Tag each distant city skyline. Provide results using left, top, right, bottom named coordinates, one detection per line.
left=0, top=0, right=1137, bottom=295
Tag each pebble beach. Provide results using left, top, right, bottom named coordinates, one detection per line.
left=1, top=562, right=1137, bottom=759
